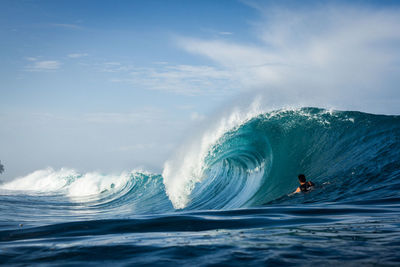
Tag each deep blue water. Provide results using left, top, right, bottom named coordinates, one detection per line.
left=1, top=108, right=400, bottom=266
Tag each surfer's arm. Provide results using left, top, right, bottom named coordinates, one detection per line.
left=289, top=187, right=301, bottom=196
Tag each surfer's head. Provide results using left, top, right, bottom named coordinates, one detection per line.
left=298, top=174, right=306, bottom=183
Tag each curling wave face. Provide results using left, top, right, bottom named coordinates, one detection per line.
left=164, top=107, right=400, bottom=210
left=1, top=108, right=399, bottom=215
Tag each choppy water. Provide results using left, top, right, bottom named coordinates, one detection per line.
left=1, top=108, right=399, bottom=266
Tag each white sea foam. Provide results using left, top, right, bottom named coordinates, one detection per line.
left=0, top=167, right=140, bottom=198
left=66, top=171, right=130, bottom=198
left=0, top=167, right=78, bottom=192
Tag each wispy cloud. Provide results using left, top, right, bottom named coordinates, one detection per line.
left=68, top=53, right=88, bottom=58
left=25, top=60, right=61, bottom=71
left=113, top=64, right=238, bottom=96
left=25, top=57, right=38, bottom=61
left=177, top=4, right=400, bottom=113
left=51, top=23, right=82, bottom=30
left=97, top=62, right=133, bottom=73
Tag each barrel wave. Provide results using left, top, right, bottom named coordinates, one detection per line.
left=2, top=108, right=399, bottom=213
left=164, top=107, right=400, bottom=210
left=1, top=107, right=400, bottom=266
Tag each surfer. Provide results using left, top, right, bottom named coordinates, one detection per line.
left=293, top=174, right=314, bottom=194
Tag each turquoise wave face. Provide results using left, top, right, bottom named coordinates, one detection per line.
left=185, top=108, right=400, bottom=210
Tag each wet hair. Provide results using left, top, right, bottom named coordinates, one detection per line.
left=298, top=174, right=306, bottom=183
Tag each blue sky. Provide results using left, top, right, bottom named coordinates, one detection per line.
left=1, top=0, right=400, bottom=179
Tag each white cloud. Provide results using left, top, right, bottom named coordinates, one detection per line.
left=51, top=23, right=82, bottom=30
left=178, top=39, right=274, bottom=68
left=97, top=62, right=132, bottom=73
left=26, top=60, right=61, bottom=71
left=68, top=53, right=88, bottom=58
left=177, top=5, right=400, bottom=114
left=104, top=62, right=121, bottom=65
left=124, top=64, right=238, bottom=96
left=153, top=61, right=169, bottom=65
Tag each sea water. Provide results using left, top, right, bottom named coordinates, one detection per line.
left=1, top=108, right=399, bottom=266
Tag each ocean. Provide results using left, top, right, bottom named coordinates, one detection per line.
left=1, top=107, right=399, bottom=266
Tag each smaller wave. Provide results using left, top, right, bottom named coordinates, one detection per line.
left=0, top=168, right=173, bottom=214
left=0, top=167, right=132, bottom=198
left=0, top=168, right=79, bottom=193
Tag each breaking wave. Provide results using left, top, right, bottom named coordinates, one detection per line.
left=1, top=107, right=399, bottom=213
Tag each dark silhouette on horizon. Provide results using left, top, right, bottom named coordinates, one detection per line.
left=0, top=160, right=4, bottom=174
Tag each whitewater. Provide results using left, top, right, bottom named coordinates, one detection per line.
left=1, top=106, right=400, bottom=266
